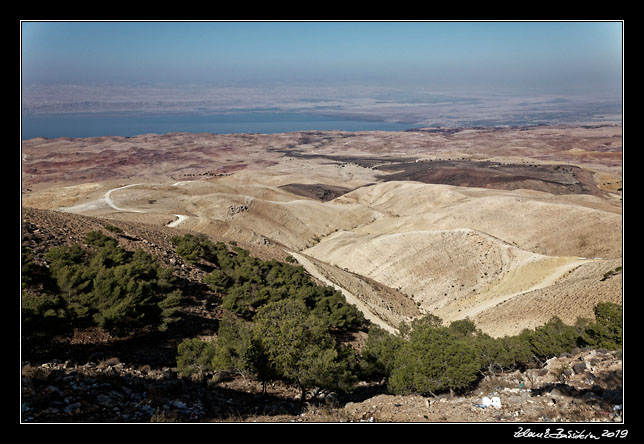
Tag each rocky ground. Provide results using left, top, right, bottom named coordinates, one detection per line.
left=340, top=349, right=623, bottom=423
left=21, top=348, right=622, bottom=423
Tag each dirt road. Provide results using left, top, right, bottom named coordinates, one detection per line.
left=453, top=257, right=597, bottom=322
left=103, top=184, right=145, bottom=212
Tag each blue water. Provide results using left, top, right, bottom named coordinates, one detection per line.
left=21, top=111, right=416, bottom=140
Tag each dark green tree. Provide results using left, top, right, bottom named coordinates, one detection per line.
left=578, top=302, right=622, bottom=349
left=176, top=337, right=216, bottom=378
left=210, top=311, right=276, bottom=391
left=251, top=298, right=357, bottom=403
left=171, top=233, right=219, bottom=265
left=359, top=325, right=405, bottom=381
left=521, top=317, right=580, bottom=361
left=388, top=323, right=481, bottom=396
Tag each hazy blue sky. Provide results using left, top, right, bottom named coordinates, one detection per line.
left=21, top=21, right=622, bottom=95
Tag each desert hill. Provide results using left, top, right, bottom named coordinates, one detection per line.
left=21, top=124, right=623, bottom=423
left=22, top=125, right=622, bottom=337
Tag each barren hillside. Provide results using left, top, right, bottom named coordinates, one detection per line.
left=22, top=125, right=622, bottom=336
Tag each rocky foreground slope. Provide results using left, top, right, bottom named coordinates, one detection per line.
left=21, top=207, right=623, bottom=423
left=22, top=346, right=622, bottom=423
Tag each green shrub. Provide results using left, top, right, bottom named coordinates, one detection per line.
left=578, top=302, right=622, bottom=349
left=22, top=290, right=69, bottom=350
left=209, top=311, right=274, bottom=385
left=178, top=298, right=359, bottom=400
left=521, top=317, right=580, bottom=361
left=493, top=334, right=534, bottom=369
left=103, top=224, right=123, bottom=234
left=25, top=234, right=183, bottom=337
left=194, top=236, right=366, bottom=331
left=171, top=233, right=222, bottom=265
left=359, top=325, right=405, bottom=381
left=158, top=290, right=183, bottom=331
left=176, top=338, right=216, bottom=378
left=84, top=230, right=119, bottom=249
left=388, top=323, right=481, bottom=396
left=251, top=298, right=357, bottom=402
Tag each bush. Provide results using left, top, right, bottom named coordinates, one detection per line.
left=493, top=334, right=534, bottom=369
left=177, top=299, right=359, bottom=401
left=210, top=311, right=258, bottom=377
left=520, top=317, right=580, bottom=361
left=171, top=233, right=223, bottom=265
left=103, top=224, right=123, bottom=234
left=22, top=290, right=69, bottom=350
left=84, top=230, right=119, bottom=249
left=183, top=233, right=366, bottom=331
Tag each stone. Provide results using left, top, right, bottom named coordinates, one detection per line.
left=573, top=362, right=587, bottom=374
left=63, top=402, right=81, bottom=413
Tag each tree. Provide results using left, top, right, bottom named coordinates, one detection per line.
left=203, top=268, right=232, bottom=292
left=176, top=338, right=216, bottom=379
left=522, top=316, right=579, bottom=361
left=578, top=302, right=622, bottom=349
left=171, top=233, right=219, bottom=265
left=204, top=243, right=367, bottom=331
left=210, top=312, right=264, bottom=379
left=359, top=325, right=405, bottom=381
left=22, top=290, right=69, bottom=351
left=388, top=320, right=482, bottom=396
left=38, top=235, right=181, bottom=334
left=251, top=299, right=357, bottom=403
left=90, top=249, right=177, bottom=332
left=493, top=334, right=534, bottom=370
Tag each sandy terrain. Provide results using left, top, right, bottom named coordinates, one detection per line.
left=21, top=124, right=622, bottom=336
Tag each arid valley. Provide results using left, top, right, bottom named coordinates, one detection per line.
left=22, top=124, right=623, bottom=336
left=21, top=123, right=623, bottom=423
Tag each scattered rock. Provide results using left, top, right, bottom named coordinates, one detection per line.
left=573, top=362, right=587, bottom=374
left=228, top=204, right=248, bottom=216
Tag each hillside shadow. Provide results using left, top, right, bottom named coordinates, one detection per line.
left=22, top=364, right=302, bottom=423
left=23, top=310, right=221, bottom=369
left=530, top=373, right=623, bottom=407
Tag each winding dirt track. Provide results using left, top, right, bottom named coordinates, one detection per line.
left=103, top=183, right=189, bottom=227
left=103, top=184, right=145, bottom=212
left=453, top=257, right=597, bottom=321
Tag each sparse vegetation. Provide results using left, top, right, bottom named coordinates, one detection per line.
left=22, top=231, right=183, bottom=349
left=21, top=123, right=623, bottom=422
left=103, top=223, right=123, bottom=234
left=356, top=305, right=622, bottom=397
left=172, top=234, right=366, bottom=330
left=173, top=233, right=367, bottom=400
left=601, top=266, right=622, bottom=281
left=168, top=230, right=624, bottom=400
left=177, top=298, right=359, bottom=403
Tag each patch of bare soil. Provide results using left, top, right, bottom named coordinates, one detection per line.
left=278, top=183, right=354, bottom=201
left=375, top=160, right=604, bottom=197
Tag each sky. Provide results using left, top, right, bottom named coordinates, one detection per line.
left=21, top=21, right=623, bottom=96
